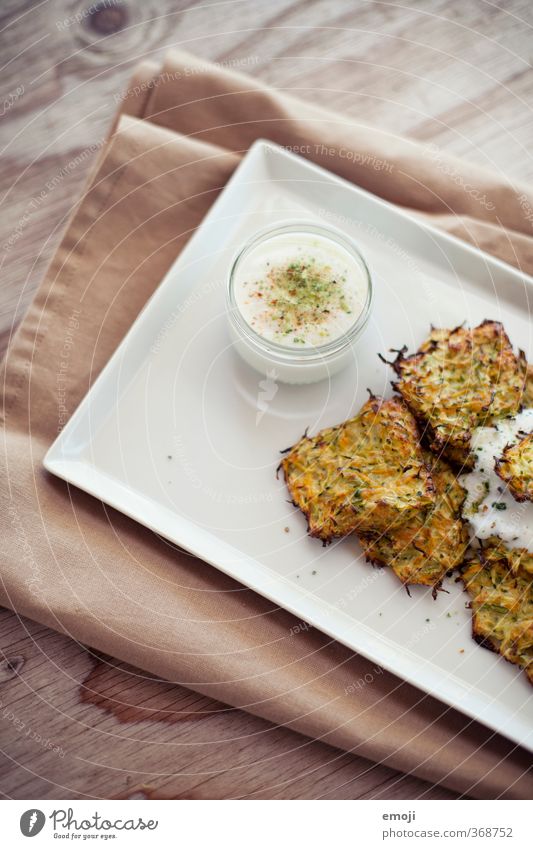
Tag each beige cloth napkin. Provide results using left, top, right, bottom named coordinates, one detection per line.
left=2, top=51, right=533, bottom=799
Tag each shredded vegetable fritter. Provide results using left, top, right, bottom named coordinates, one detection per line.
left=359, top=453, right=468, bottom=591
left=523, top=364, right=533, bottom=407
left=461, top=538, right=533, bottom=684
left=280, top=395, right=435, bottom=542
left=390, top=321, right=527, bottom=468
left=495, top=433, right=533, bottom=503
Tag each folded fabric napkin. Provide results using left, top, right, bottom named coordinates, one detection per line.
left=2, top=51, right=533, bottom=799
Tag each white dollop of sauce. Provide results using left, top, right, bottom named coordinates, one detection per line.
left=233, top=231, right=368, bottom=348
left=460, top=409, right=533, bottom=552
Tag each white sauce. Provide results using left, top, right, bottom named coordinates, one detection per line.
left=460, top=409, right=533, bottom=552
left=233, top=232, right=368, bottom=348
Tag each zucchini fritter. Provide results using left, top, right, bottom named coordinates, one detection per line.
left=523, top=364, right=533, bottom=408
left=391, top=321, right=527, bottom=468
left=280, top=396, right=435, bottom=542
left=495, top=433, right=533, bottom=503
left=359, top=453, right=468, bottom=590
left=470, top=536, right=533, bottom=578
left=461, top=538, right=533, bottom=684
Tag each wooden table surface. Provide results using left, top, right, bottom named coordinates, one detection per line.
left=1, top=0, right=532, bottom=801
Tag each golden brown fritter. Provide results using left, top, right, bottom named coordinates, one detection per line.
left=280, top=395, right=435, bottom=543
left=470, top=536, right=533, bottom=578
left=523, top=364, right=533, bottom=408
left=495, top=433, right=533, bottom=503
left=461, top=538, right=533, bottom=684
left=390, top=321, right=527, bottom=469
left=359, top=453, right=468, bottom=590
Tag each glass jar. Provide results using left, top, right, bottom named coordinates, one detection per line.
left=226, top=221, right=372, bottom=384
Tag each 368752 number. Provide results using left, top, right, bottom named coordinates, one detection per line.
left=467, top=827, right=513, bottom=838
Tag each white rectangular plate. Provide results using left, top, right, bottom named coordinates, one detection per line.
left=45, top=140, right=533, bottom=751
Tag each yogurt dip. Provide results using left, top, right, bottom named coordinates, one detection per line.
left=460, top=409, right=533, bottom=551
left=226, top=222, right=372, bottom=383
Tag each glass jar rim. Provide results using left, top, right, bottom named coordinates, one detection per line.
left=226, top=220, right=373, bottom=362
